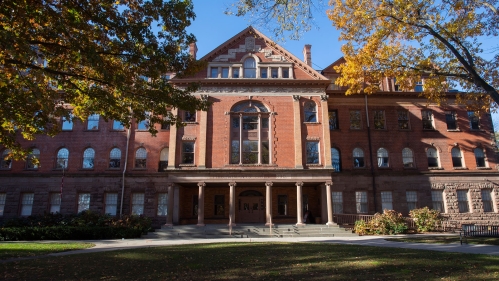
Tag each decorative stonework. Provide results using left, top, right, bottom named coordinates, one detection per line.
left=182, top=136, right=197, bottom=141
left=200, top=94, right=209, bottom=102
left=293, top=95, right=301, bottom=101
left=212, top=37, right=288, bottom=62
left=306, top=136, right=320, bottom=141
left=197, top=87, right=324, bottom=94
left=320, top=94, right=328, bottom=102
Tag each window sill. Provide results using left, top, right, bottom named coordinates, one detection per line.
left=447, top=129, right=461, bottom=132
left=428, top=167, right=444, bottom=170
left=225, top=164, right=277, bottom=167
left=453, top=167, right=468, bottom=170
left=84, top=129, right=100, bottom=132
left=476, top=167, right=492, bottom=170
left=179, top=164, right=196, bottom=167
left=183, top=121, right=198, bottom=124
left=306, top=164, right=322, bottom=167
left=303, top=122, right=320, bottom=125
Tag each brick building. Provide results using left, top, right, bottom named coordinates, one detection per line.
left=1, top=27, right=498, bottom=227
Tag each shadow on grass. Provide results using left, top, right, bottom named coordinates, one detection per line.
left=0, top=242, right=94, bottom=260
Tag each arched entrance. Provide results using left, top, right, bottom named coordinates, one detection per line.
left=238, top=190, right=264, bottom=223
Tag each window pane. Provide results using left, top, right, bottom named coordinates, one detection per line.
left=457, top=190, right=469, bottom=213
left=262, top=141, right=270, bottom=164
left=182, top=142, right=195, bottom=164
left=373, top=110, right=385, bottom=129
left=356, top=191, right=368, bottom=213
left=232, top=68, right=239, bottom=78
left=331, top=148, right=341, bottom=172
left=215, top=195, right=225, bottom=215
left=431, top=190, right=444, bottom=212
left=26, top=149, right=40, bottom=169
left=260, top=68, right=268, bottom=78
left=62, top=114, right=73, bottom=130
left=406, top=191, right=417, bottom=211
left=451, top=147, right=462, bottom=167
left=398, top=111, right=410, bottom=129
left=78, top=193, right=90, bottom=213
left=427, top=148, right=439, bottom=168
left=468, top=111, right=480, bottom=129
left=422, top=110, right=434, bottom=130
left=304, top=102, right=317, bottom=122
left=157, top=193, right=168, bottom=216
left=113, top=120, right=124, bottom=130
left=87, top=114, right=99, bottom=130
left=329, top=110, right=338, bottom=130
left=242, top=140, right=258, bottom=164
left=350, top=110, right=361, bottom=129
left=243, top=58, right=256, bottom=78
left=109, top=148, right=121, bottom=168
left=377, top=148, right=389, bottom=167
left=306, top=142, right=319, bottom=164
left=105, top=193, right=118, bottom=215
left=135, top=148, right=147, bottom=168
left=21, top=193, right=34, bottom=216
left=1, top=149, right=12, bottom=169
left=332, top=192, right=343, bottom=214
left=210, top=67, right=218, bottom=78
left=271, top=68, right=278, bottom=78
left=184, top=111, right=196, bottom=122
left=402, top=148, right=414, bottom=168
left=353, top=148, right=364, bottom=168
left=481, top=189, right=493, bottom=212
left=381, top=191, right=393, bottom=210
left=57, top=148, right=69, bottom=169
left=282, top=68, right=289, bottom=78
left=82, top=148, right=95, bottom=169
left=474, top=148, right=486, bottom=167
left=131, top=193, right=144, bottom=215
left=445, top=111, right=457, bottom=130
left=0, top=193, right=5, bottom=216
left=221, top=67, right=229, bottom=78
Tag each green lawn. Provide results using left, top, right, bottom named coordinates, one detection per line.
left=386, top=236, right=499, bottom=245
left=0, top=242, right=94, bottom=260
left=1, top=242, right=498, bottom=280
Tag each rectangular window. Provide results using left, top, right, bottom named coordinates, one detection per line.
left=87, top=114, right=99, bottom=130
left=105, top=193, right=118, bottom=216
left=306, top=142, right=320, bottom=164
left=278, top=195, right=287, bottom=215
left=78, top=193, right=90, bottom=213
left=329, top=110, right=339, bottom=130
left=232, top=68, right=239, bottom=78
left=349, top=110, right=361, bottom=129
left=49, top=193, right=61, bottom=213
left=61, top=114, right=73, bottom=131
left=231, top=140, right=240, bottom=164
left=467, top=111, right=480, bottom=130
left=356, top=191, right=368, bottom=213
left=481, top=189, right=493, bottom=212
left=271, top=68, right=278, bottom=78
left=0, top=193, right=5, bottom=216
left=282, top=68, right=289, bottom=78
left=113, top=120, right=124, bottom=130
left=394, top=78, right=400, bottom=91
left=373, top=110, right=385, bottom=129
left=157, top=193, right=168, bottom=216
left=421, top=110, right=434, bottom=130
left=445, top=111, right=457, bottom=130
left=210, top=67, right=218, bottom=78
left=406, top=191, right=418, bottom=211
left=457, top=190, right=469, bottom=213
left=221, top=67, right=229, bottom=78
left=397, top=110, right=410, bottom=130
left=381, top=191, right=393, bottom=211
left=242, top=140, right=258, bottom=164
left=214, top=195, right=225, bottom=216
left=415, top=81, right=423, bottom=92
left=260, top=68, right=268, bottom=78
left=332, top=192, right=343, bottom=214
left=262, top=141, right=270, bottom=164
left=20, top=193, right=34, bottom=216
left=184, top=111, right=196, bottom=122
left=137, top=112, right=150, bottom=130
left=131, top=193, right=144, bottom=215
left=431, top=190, right=444, bottom=212
left=193, top=195, right=198, bottom=216
left=161, top=115, right=170, bottom=130
left=182, top=142, right=195, bottom=164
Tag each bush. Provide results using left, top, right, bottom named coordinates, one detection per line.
left=354, top=210, right=408, bottom=235
left=409, top=207, right=443, bottom=232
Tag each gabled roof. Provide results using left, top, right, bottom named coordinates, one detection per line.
left=322, top=57, right=346, bottom=75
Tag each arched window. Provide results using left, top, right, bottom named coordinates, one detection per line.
left=353, top=148, right=365, bottom=168
left=82, top=148, right=95, bottom=169
left=451, top=147, right=463, bottom=167
left=426, top=147, right=439, bottom=168
left=243, top=57, right=256, bottom=78
left=331, top=148, right=341, bottom=172
left=304, top=102, right=317, bottom=122
left=56, top=148, right=69, bottom=169
left=377, top=148, right=389, bottom=167
left=135, top=148, right=147, bottom=168
left=230, top=101, right=270, bottom=164
left=474, top=148, right=486, bottom=168
left=109, top=148, right=121, bottom=168
left=26, top=148, right=40, bottom=169
left=0, top=149, right=12, bottom=169
left=402, top=148, right=414, bottom=168
left=159, top=148, right=169, bottom=171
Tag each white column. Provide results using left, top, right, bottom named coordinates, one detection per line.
left=325, top=181, right=334, bottom=226
left=296, top=181, right=305, bottom=226
left=265, top=181, right=273, bottom=226
left=228, top=181, right=236, bottom=226
left=197, top=182, right=206, bottom=226
left=165, top=183, right=174, bottom=226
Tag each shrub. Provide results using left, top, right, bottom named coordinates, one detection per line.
left=354, top=210, right=408, bottom=235
left=409, top=207, right=443, bottom=232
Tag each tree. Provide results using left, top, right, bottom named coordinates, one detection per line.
left=0, top=0, right=209, bottom=159
left=229, top=0, right=499, bottom=110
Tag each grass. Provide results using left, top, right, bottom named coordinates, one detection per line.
left=0, top=242, right=95, bottom=260
left=386, top=236, right=499, bottom=245
left=1, top=242, right=499, bottom=280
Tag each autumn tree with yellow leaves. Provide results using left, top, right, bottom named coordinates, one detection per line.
left=0, top=0, right=209, bottom=158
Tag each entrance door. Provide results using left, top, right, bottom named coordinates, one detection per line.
left=238, top=197, right=264, bottom=223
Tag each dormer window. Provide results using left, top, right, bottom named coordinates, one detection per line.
left=244, top=58, right=256, bottom=78
left=210, top=68, right=218, bottom=78
left=260, top=68, right=268, bottom=78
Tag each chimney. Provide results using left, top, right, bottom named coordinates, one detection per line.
left=303, top=44, right=312, bottom=67
left=189, top=42, right=198, bottom=60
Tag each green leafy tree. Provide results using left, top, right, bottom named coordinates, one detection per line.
left=0, top=0, right=209, bottom=159
left=230, top=0, right=499, bottom=110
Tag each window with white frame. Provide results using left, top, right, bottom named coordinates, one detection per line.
left=182, top=142, right=195, bottom=164
left=82, top=148, right=95, bottom=169
left=109, top=148, right=121, bottom=169
left=381, top=191, right=393, bottom=211
left=260, top=67, right=268, bottom=78
left=221, top=67, right=229, bottom=78
left=402, top=148, right=414, bottom=168
left=49, top=193, right=61, bottom=213
left=445, top=111, right=457, bottom=130
left=397, top=110, right=410, bottom=129
left=474, top=148, right=486, bottom=168
left=427, top=147, right=439, bottom=168
left=271, top=67, right=278, bottom=78
left=332, top=192, right=343, bottom=214
left=467, top=111, right=480, bottom=129
left=457, top=190, right=469, bottom=213
left=356, top=191, right=368, bottom=213
left=20, top=193, right=34, bottom=216
left=349, top=110, right=361, bottom=129
left=481, top=189, right=494, bottom=212
left=451, top=147, right=463, bottom=168
left=105, top=193, right=118, bottom=216
left=406, top=191, right=418, bottom=211
left=422, top=110, right=434, bottom=130
left=26, top=148, right=40, bottom=169
left=306, top=142, right=320, bottom=164
left=377, top=148, right=389, bottom=168
left=113, top=120, right=124, bottom=130
left=87, top=114, right=99, bottom=130
left=1, top=149, right=12, bottom=169
left=184, top=111, right=196, bottom=122
left=277, top=195, right=287, bottom=215
left=159, top=148, right=169, bottom=172
left=373, top=110, right=385, bottom=129
left=353, top=148, right=365, bottom=168
left=157, top=193, right=168, bottom=216
left=78, top=193, right=90, bottom=213
left=135, top=148, right=147, bottom=168
left=331, top=148, right=341, bottom=172
left=131, top=193, right=145, bottom=215
left=243, top=57, right=256, bottom=78
left=230, top=101, right=270, bottom=165
left=61, top=113, right=73, bottom=130
left=56, top=148, right=69, bottom=169
left=210, top=67, right=218, bottom=78
left=415, top=81, right=423, bottom=92
left=0, top=193, right=6, bottom=216
left=304, top=101, right=317, bottom=122
left=431, top=190, right=444, bottom=212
